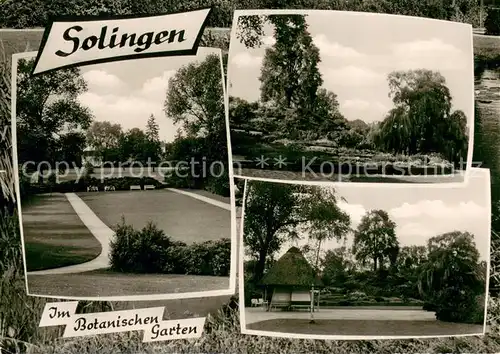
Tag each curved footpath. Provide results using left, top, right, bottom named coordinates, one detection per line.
left=27, top=188, right=232, bottom=276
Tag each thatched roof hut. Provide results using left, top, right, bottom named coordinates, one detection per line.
left=259, top=247, right=322, bottom=311
left=260, top=246, right=323, bottom=288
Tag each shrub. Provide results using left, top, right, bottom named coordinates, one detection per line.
left=109, top=219, right=231, bottom=276
left=109, top=219, right=179, bottom=273
left=183, top=238, right=231, bottom=276
left=204, top=173, right=230, bottom=198
left=434, top=287, right=485, bottom=324
left=485, top=8, right=500, bottom=36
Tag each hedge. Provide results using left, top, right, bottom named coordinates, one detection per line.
left=109, top=220, right=231, bottom=277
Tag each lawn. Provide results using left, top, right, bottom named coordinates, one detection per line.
left=22, top=194, right=102, bottom=271
left=77, top=190, right=231, bottom=244
left=246, top=319, right=484, bottom=336
left=474, top=34, right=500, bottom=62
left=27, top=269, right=229, bottom=297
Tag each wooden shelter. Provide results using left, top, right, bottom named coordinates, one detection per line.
left=259, top=247, right=323, bottom=311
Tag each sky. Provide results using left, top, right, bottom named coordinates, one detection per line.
left=243, top=168, right=490, bottom=262
left=228, top=11, right=474, bottom=125
left=75, top=47, right=223, bottom=143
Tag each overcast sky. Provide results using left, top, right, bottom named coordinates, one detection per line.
left=244, top=168, right=490, bottom=262
left=75, top=47, right=222, bottom=143
left=229, top=11, right=473, bottom=125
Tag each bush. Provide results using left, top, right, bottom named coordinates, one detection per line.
left=485, top=8, right=500, bottom=36
left=434, top=287, right=485, bottom=324
left=109, top=219, right=230, bottom=276
left=109, top=220, right=180, bottom=273
left=183, top=238, right=231, bottom=276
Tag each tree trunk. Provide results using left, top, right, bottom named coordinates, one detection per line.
left=314, top=239, right=322, bottom=272
left=373, top=257, right=378, bottom=272
left=254, top=248, right=268, bottom=283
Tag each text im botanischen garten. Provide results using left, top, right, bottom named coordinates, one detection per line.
left=39, top=302, right=206, bottom=342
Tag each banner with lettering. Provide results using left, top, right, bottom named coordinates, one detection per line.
left=39, top=302, right=206, bottom=342
left=31, top=7, right=212, bottom=75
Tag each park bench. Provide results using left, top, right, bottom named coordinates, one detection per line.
left=144, top=184, right=156, bottom=190
left=291, top=290, right=313, bottom=311
left=130, top=185, right=141, bottom=190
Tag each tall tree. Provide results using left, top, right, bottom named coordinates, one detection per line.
left=86, top=121, right=123, bottom=161
left=164, top=53, right=225, bottom=137
left=418, top=231, right=485, bottom=322
left=301, top=187, right=351, bottom=270
left=244, top=181, right=350, bottom=281
left=321, top=246, right=354, bottom=286
left=16, top=57, right=93, bottom=179
left=237, top=14, right=347, bottom=140
left=378, top=69, right=468, bottom=163
left=57, top=131, right=87, bottom=168
left=120, top=128, right=148, bottom=162
left=352, top=209, right=399, bottom=272
left=146, top=114, right=160, bottom=142
left=145, top=114, right=161, bottom=163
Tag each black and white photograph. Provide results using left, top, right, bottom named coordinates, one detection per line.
left=228, top=10, right=474, bottom=184
left=12, top=47, right=236, bottom=300
left=239, top=168, right=490, bottom=339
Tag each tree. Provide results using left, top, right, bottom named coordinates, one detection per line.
left=244, top=182, right=350, bottom=282
left=352, top=210, right=399, bottom=272
left=378, top=69, right=468, bottom=163
left=485, top=8, right=500, bottom=35
left=237, top=14, right=349, bottom=141
left=16, top=57, right=93, bottom=180
left=301, top=187, right=351, bottom=270
left=144, top=114, right=162, bottom=163
left=86, top=121, right=123, bottom=162
left=418, top=231, right=485, bottom=323
left=120, top=128, right=148, bottom=162
left=321, top=246, right=354, bottom=286
left=164, top=54, right=225, bottom=137
left=57, top=131, right=87, bottom=168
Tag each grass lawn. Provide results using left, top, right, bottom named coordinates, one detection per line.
left=474, top=34, right=500, bottom=61
left=77, top=190, right=230, bottom=244
left=22, top=194, right=101, bottom=271
left=246, top=319, right=484, bottom=336
left=27, top=269, right=229, bottom=297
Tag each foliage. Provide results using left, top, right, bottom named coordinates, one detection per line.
left=485, top=8, right=500, bottom=35
left=377, top=70, right=468, bottom=165
left=109, top=219, right=231, bottom=276
left=86, top=121, right=123, bottom=161
left=418, top=231, right=485, bottom=323
left=353, top=210, right=398, bottom=272
left=244, top=181, right=351, bottom=282
left=16, top=58, right=93, bottom=175
left=165, top=53, right=225, bottom=137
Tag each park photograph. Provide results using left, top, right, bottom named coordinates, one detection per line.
left=12, top=47, right=236, bottom=300
left=240, top=168, right=490, bottom=339
left=228, top=10, right=474, bottom=184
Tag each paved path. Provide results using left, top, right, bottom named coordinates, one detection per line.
left=28, top=189, right=232, bottom=275
left=27, top=193, right=114, bottom=275
left=244, top=307, right=436, bottom=325
left=166, top=188, right=232, bottom=211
